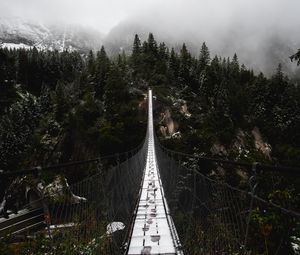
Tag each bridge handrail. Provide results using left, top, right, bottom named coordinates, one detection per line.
left=156, top=141, right=300, bottom=218
left=157, top=142, right=300, bottom=175
left=0, top=139, right=146, bottom=178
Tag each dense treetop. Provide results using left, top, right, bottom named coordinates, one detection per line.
left=1, top=34, right=300, bottom=173
left=1, top=33, right=300, bottom=255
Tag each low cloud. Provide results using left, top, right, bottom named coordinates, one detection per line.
left=1, top=0, right=299, bottom=74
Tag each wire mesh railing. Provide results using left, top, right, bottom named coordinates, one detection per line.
left=45, top=139, right=148, bottom=254
left=0, top=138, right=148, bottom=254
left=156, top=142, right=300, bottom=255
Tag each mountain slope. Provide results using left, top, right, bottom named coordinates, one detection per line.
left=0, top=17, right=104, bottom=53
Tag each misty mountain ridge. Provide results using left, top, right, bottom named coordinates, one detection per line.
left=0, top=17, right=104, bottom=53
left=105, top=19, right=300, bottom=78
left=0, top=17, right=299, bottom=78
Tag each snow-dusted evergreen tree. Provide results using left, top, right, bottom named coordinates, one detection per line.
left=199, top=42, right=210, bottom=71
left=95, top=46, right=110, bottom=99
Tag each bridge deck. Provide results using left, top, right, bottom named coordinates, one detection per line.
left=127, top=90, right=182, bottom=255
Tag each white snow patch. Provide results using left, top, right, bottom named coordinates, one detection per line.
left=252, top=127, right=272, bottom=159
left=1, top=43, right=32, bottom=50
left=180, top=102, right=191, bottom=118
left=44, top=175, right=87, bottom=204
left=49, top=223, right=77, bottom=229
left=106, top=222, right=125, bottom=234
left=291, top=236, right=300, bottom=253
left=171, top=131, right=182, bottom=139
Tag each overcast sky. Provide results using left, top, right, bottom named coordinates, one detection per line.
left=1, top=0, right=299, bottom=74
left=1, top=0, right=161, bottom=33
left=1, top=0, right=300, bottom=35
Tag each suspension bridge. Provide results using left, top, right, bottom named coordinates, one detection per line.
left=0, top=89, right=300, bottom=254
left=127, top=89, right=182, bottom=254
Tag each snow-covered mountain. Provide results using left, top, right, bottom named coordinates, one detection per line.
left=0, top=17, right=104, bottom=53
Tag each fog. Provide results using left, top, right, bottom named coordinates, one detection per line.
left=1, top=0, right=300, bottom=74
left=0, top=0, right=161, bottom=33
left=106, top=0, right=300, bottom=74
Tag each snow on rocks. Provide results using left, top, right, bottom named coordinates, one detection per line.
left=291, top=236, right=300, bottom=253
left=171, top=131, right=182, bottom=139
left=180, top=102, right=191, bottom=118
left=252, top=127, right=272, bottom=159
left=210, top=142, right=228, bottom=156
left=0, top=42, right=32, bottom=50
left=0, top=176, right=44, bottom=217
left=44, top=175, right=86, bottom=204
left=106, top=222, right=125, bottom=234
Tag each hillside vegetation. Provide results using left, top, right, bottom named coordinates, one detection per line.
left=1, top=33, right=300, bottom=255
left=1, top=34, right=300, bottom=171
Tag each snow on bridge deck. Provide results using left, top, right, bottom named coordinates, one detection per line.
left=127, top=89, right=182, bottom=255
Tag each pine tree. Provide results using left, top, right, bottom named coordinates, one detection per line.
left=104, top=64, right=128, bottom=117
left=199, top=42, right=210, bottom=70
left=17, top=49, right=29, bottom=86
left=270, top=64, right=286, bottom=95
left=158, top=43, right=167, bottom=60
left=117, top=51, right=127, bottom=73
left=248, top=72, right=269, bottom=124
left=156, top=42, right=168, bottom=75
left=138, top=33, right=159, bottom=81
left=95, top=46, right=110, bottom=99
left=268, top=63, right=288, bottom=107
left=132, top=34, right=141, bottom=58
left=87, top=50, right=95, bottom=75
left=178, top=43, right=192, bottom=85
left=274, top=63, right=284, bottom=81
left=147, top=33, right=158, bottom=55
left=44, top=50, right=61, bottom=88
left=196, top=43, right=211, bottom=96
left=131, top=34, right=141, bottom=76
left=230, top=53, right=240, bottom=76
left=0, top=92, right=40, bottom=169
left=27, top=47, right=41, bottom=94
left=208, top=55, right=222, bottom=85
left=168, top=48, right=179, bottom=82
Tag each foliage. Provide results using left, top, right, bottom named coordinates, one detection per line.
left=0, top=34, right=300, bottom=254
left=291, top=49, right=300, bottom=65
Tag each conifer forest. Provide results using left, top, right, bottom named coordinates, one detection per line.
left=0, top=1, right=300, bottom=254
